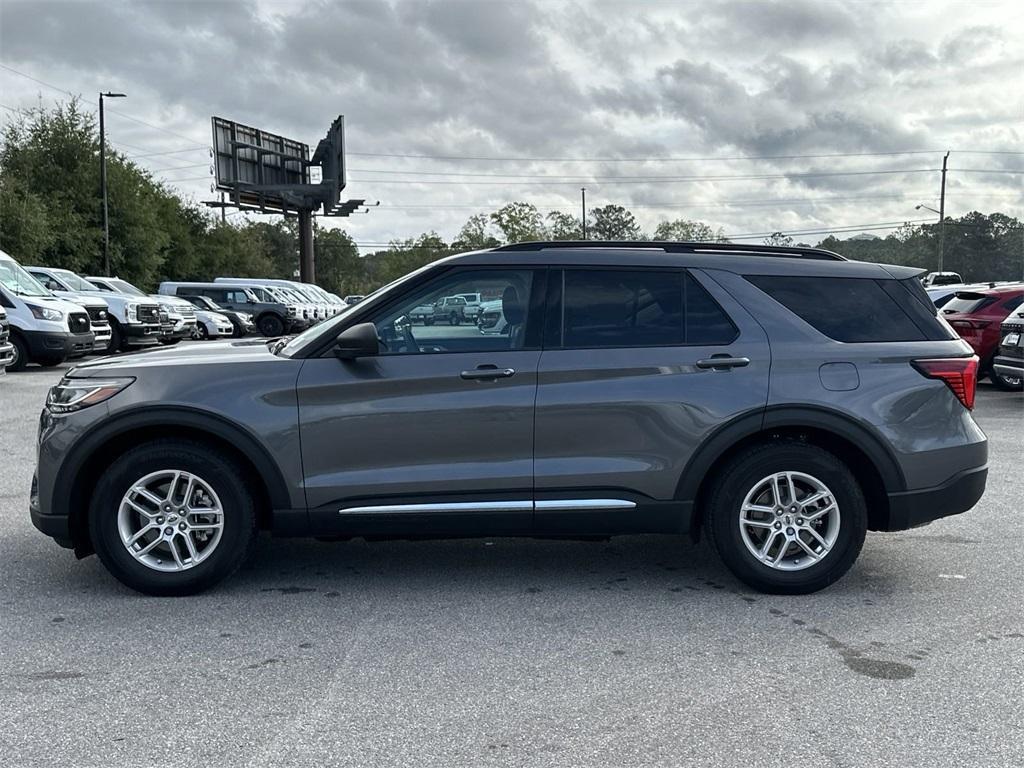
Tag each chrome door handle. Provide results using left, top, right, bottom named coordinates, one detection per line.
left=696, top=356, right=750, bottom=370
left=460, top=366, right=516, bottom=380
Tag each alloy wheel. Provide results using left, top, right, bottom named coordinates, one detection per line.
left=117, top=469, right=225, bottom=572
left=738, top=471, right=841, bottom=571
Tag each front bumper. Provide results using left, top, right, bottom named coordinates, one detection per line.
left=123, top=322, right=163, bottom=346
left=0, top=341, right=13, bottom=371
left=24, top=329, right=94, bottom=360
left=992, top=353, right=1022, bottom=380
left=884, top=465, right=988, bottom=530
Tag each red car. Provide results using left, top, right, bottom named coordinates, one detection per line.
left=942, top=284, right=1024, bottom=390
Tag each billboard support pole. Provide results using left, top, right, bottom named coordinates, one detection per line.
left=298, top=209, right=315, bottom=283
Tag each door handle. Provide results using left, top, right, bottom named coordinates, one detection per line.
left=460, top=365, right=516, bottom=380
left=696, top=356, right=750, bottom=370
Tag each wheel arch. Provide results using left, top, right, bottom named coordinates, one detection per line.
left=58, top=406, right=292, bottom=556
left=679, top=406, right=905, bottom=537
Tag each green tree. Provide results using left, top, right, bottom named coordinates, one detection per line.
left=763, top=232, right=793, bottom=247
left=453, top=213, right=500, bottom=250
left=590, top=204, right=641, bottom=240
left=546, top=210, right=583, bottom=240
left=490, top=202, right=547, bottom=243
left=652, top=218, right=725, bottom=242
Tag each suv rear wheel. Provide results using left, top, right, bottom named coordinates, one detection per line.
left=706, top=441, right=867, bottom=594
left=257, top=313, right=285, bottom=337
left=89, top=439, right=257, bottom=595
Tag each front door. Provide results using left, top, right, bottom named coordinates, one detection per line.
left=297, top=267, right=544, bottom=536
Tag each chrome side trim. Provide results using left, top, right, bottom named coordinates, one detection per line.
left=339, top=501, right=533, bottom=515
left=534, top=499, right=637, bottom=511
left=337, top=499, right=637, bottom=515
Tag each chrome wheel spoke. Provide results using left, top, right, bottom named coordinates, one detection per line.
left=795, top=536, right=820, bottom=559
left=806, top=527, right=830, bottom=551
left=804, top=502, right=836, bottom=522
left=137, top=537, right=163, bottom=556
left=758, top=530, right=780, bottom=559
left=126, top=498, right=159, bottom=519
left=167, top=536, right=185, bottom=569
left=134, top=487, right=164, bottom=508
left=743, top=519, right=775, bottom=530
left=126, top=523, right=157, bottom=546
left=181, top=533, right=200, bottom=563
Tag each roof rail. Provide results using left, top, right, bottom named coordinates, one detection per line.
left=492, top=240, right=846, bottom=261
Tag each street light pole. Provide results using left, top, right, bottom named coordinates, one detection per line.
left=99, top=91, right=126, bottom=276
left=938, top=151, right=949, bottom=273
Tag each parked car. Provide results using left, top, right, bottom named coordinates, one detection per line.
left=190, top=308, right=236, bottom=340
left=0, top=305, right=14, bottom=373
left=153, top=297, right=198, bottom=345
left=31, top=240, right=988, bottom=597
left=456, top=292, right=484, bottom=320
left=922, top=271, right=964, bottom=287
left=22, top=268, right=112, bottom=352
left=158, top=282, right=302, bottom=337
left=409, top=302, right=436, bottom=325
left=214, top=278, right=336, bottom=320
left=941, top=284, right=1024, bottom=389
left=434, top=295, right=468, bottom=325
left=1, top=251, right=95, bottom=371
left=180, top=294, right=255, bottom=337
left=991, top=305, right=1024, bottom=391
left=28, top=266, right=161, bottom=352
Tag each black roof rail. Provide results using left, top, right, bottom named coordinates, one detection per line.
left=492, top=240, right=846, bottom=261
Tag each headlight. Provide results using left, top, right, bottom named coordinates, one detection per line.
left=126, top=303, right=139, bottom=322
left=46, top=377, right=135, bottom=414
left=98, top=310, right=107, bottom=321
left=27, top=304, right=64, bottom=322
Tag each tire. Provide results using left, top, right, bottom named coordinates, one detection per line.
left=198, top=323, right=210, bottom=340
left=257, top=314, right=285, bottom=337
left=706, top=440, right=867, bottom=595
left=7, top=333, right=28, bottom=372
left=991, top=368, right=1024, bottom=391
left=89, top=439, right=258, bottom=596
left=37, top=356, right=64, bottom=367
left=449, top=313, right=459, bottom=326
left=425, top=318, right=434, bottom=326
left=109, top=320, right=125, bottom=353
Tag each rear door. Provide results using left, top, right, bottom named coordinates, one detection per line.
left=533, top=267, right=769, bottom=534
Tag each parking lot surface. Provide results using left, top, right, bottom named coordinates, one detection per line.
left=1, top=356, right=1021, bottom=767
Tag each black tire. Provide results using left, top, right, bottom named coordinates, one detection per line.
left=7, top=333, right=28, bottom=372
left=109, top=320, right=125, bottom=353
left=449, top=313, right=459, bottom=326
left=89, top=439, right=257, bottom=596
left=706, top=440, right=867, bottom=595
left=37, top=356, right=64, bottom=367
left=198, top=323, right=210, bottom=340
left=425, top=318, right=434, bottom=326
left=991, top=368, right=1024, bottom=391
left=257, top=313, right=285, bottom=337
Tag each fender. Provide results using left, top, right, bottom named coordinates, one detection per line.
left=53, top=405, right=293, bottom=521
left=675, top=405, right=906, bottom=503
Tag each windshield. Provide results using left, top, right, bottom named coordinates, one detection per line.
left=54, top=269, right=98, bottom=292
left=0, top=257, right=52, bottom=297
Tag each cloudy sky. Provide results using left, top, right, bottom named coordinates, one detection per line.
left=1, top=0, right=1021, bottom=248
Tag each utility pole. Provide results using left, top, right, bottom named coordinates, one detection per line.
left=938, top=150, right=949, bottom=273
left=99, top=91, right=126, bottom=276
left=581, top=187, right=587, bottom=239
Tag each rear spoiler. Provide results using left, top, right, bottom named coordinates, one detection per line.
left=880, top=264, right=927, bottom=281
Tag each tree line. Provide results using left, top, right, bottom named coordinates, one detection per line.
left=1, top=102, right=1020, bottom=298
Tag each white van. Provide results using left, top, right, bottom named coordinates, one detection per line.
left=0, top=250, right=95, bottom=371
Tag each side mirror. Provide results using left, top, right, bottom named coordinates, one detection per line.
left=333, top=322, right=379, bottom=360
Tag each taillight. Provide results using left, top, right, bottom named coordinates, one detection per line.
left=950, top=319, right=991, bottom=331
left=912, top=356, right=979, bottom=410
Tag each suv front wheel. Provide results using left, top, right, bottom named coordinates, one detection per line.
left=707, top=441, right=867, bottom=594
left=89, top=439, right=257, bottom=595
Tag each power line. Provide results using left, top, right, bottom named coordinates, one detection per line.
left=125, top=146, right=209, bottom=159
left=348, top=168, right=941, bottom=186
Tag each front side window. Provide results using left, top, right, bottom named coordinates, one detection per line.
left=372, top=269, right=535, bottom=355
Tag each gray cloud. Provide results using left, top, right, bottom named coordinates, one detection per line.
left=0, top=0, right=1020, bottom=246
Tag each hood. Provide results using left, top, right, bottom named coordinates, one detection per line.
left=51, top=290, right=107, bottom=309
left=25, top=295, right=94, bottom=315
left=150, top=294, right=194, bottom=309
left=67, top=337, right=279, bottom=377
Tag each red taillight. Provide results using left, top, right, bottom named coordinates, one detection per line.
left=950, top=319, right=991, bottom=331
left=912, top=356, right=979, bottom=410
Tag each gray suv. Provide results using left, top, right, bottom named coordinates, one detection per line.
left=31, top=241, right=988, bottom=596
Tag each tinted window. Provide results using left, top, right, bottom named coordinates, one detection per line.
left=749, top=276, right=926, bottom=343
left=1002, top=295, right=1023, bottom=312
left=560, top=270, right=736, bottom=348
left=941, top=293, right=996, bottom=315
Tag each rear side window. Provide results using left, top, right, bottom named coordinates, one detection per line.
left=748, top=276, right=930, bottom=343
left=559, top=269, right=736, bottom=348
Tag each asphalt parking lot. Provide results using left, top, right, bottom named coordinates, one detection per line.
left=1, top=356, right=1021, bottom=768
